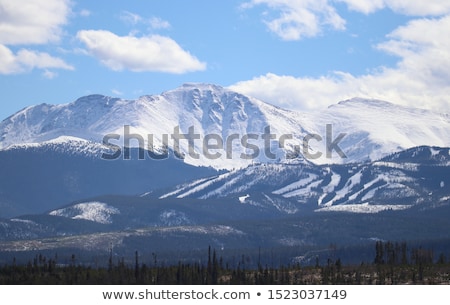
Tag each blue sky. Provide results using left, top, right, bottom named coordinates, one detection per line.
left=1, top=0, right=450, bottom=120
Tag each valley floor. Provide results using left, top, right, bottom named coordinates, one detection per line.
left=1, top=242, right=449, bottom=285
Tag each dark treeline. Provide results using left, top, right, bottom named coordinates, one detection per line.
left=0, top=242, right=449, bottom=284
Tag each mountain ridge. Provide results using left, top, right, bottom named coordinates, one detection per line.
left=1, top=83, right=449, bottom=169
left=157, top=145, right=450, bottom=214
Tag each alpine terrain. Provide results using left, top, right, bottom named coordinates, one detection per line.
left=0, top=83, right=449, bottom=266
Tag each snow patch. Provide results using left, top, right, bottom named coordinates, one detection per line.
left=281, top=179, right=322, bottom=198
left=315, top=202, right=411, bottom=214
left=374, top=162, right=419, bottom=171
left=158, top=225, right=244, bottom=236
left=320, top=170, right=362, bottom=207
left=176, top=172, right=233, bottom=198
left=239, top=194, right=250, bottom=203
left=159, top=177, right=213, bottom=199
left=159, top=210, right=191, bottom=226
left=49, top=202, right=120, bottom=224
left=273, top=174, right=318, bottom=195
left=10, top=218, right=37, bottom=225
left=430, top=147, right=440, bottom=156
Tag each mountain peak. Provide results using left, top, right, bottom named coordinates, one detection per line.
left=159, top=82, right=252, bottom=111
left=72, top=94, right=122, bottom=107
left=74, top=94, right=108, bottom=101
left=158, top=83, right=225, bottom=94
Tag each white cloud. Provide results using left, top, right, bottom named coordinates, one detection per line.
left=42, top=69, right=58, bottom=79
left=243, top=0, right=450, bottom=41
left=230, top=72, right=358, bottom=110
left=0, top=45, right=74, bottom=74
left=335, top=0, right=385, bottom=14
left=79, top=9, right=92, bottom=17
left=338, top=0, right=450, bottom=16
left=149, top=17, right=171, bottom=30
left=120, top=11, right=143, bottom=25
left=76, top=30, right=206, bottom=73
left=0, top=0, right=73, bottom=75
left=0, top=0, right=71, bottom=45
left=230, top=15, right=450, bottom=112
left=243, top=0, right=346, bottom=40
left=0, top=44, right=18, bottom=73
left=120, top=11, right=171, bottom=29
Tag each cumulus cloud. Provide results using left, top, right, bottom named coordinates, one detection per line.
left=0, top=0, right=71, bottom=45
left=0, top=0, right=73, bottom=75
left=0, top=45, right=74, bottom=74
left=76, top=30, right=206, bottom=73
left=338, top=0, right=450, bottom=16
left=242, top=0, right=346, bottom=40
left=230, top=15, right=450, bottom=111
left=243, top=0, right=450, bottom=40
left=334, top=0, right=384, bottom=14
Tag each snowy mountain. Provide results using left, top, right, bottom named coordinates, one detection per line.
left=0, top=84, right=308, bottom=169
left=159, top=146, right=450, bottom=214
left=1, top=83, right=449, bottom=169
left=305, top=98, right=450, bottom=163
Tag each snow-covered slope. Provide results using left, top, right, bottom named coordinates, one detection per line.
left=0, top=84, right=309, bottom=169
left=159, top=146, right=450, bottom=214
left=303, top=98, right=450, bottom=164
left=4, top=135, right=117, bottom=157
left=49, top=202, right=120, bottom=224
left=1, top=84, right=449, bottom=169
